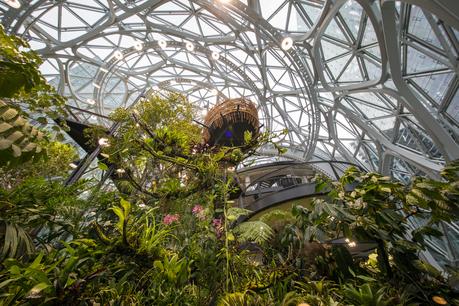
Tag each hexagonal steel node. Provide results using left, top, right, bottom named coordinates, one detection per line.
left=203, top=98, right=259, bottom=147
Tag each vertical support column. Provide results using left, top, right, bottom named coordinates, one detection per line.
left=64, top=120, right=120, bottom=186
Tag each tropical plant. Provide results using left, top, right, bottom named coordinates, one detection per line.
left=0, top=25, right=67, bottom=122
left=0, top=140, right=77, bottom=189
left=343, top=283, right=389, bottom=306
left=0, top=178, right=92, bottom=262
left=0, top=99, right=45, bottom=166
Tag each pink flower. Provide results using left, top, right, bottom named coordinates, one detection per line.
left=192, top=205, right=204, bottom=215
left=192, top=205, right=206, bottom=220
left=212, top=218, right=223, bottom=238
left=163, top=214, right=180, bottom=225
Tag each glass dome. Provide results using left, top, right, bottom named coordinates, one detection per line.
left=1, top=0, right=458, bottom=181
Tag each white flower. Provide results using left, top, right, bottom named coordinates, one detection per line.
left=354, top=198, right=366, bottom=209
left=98, top=138, right=110, bottom=147
left=348, top=198, right=366, bottom=209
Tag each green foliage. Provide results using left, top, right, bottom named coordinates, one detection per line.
left=281, top=161, right=459, bottom=304
left=260, top=209, right=294, bottom=224
left=0, top=221, right=34, bottom=261
left=153, top=253, right=190, bottom=286
left=0, top=178, right=91, bottom=261
left=0, top=25, right=45, bottom=98
left=0, top=239, right=104, bottom=305
left=137, top=212, right=171, bottom=256
left=0, top=99, right=45, bottom=166
left=234, top=221, right=274, bottom=244
left=0, top=25, right=66, bottom=117
left=343, top=283, right=389, bottom=306
left=0, top=25, right=68, bottom=167
left=111, top=198, right=131, bottom=246
left=227, top=207, right=252, bottom=221
left=0, top=140, right=77, bottom=189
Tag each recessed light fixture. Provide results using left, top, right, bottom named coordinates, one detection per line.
left=113, top=50, right=123, bottom=60
left=281, top=36, right=293, bottom=51
left=133, top=41, right=143, bottom=51
left=5, top=0, right=21, bottom=8
left=185, top=41, right=195, bottom=52
left=211, top=51, right=220, bottom=60
left=158, top=40, right=167, bottom=49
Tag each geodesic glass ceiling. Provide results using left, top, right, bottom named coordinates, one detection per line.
left=1, top=0, right=459, bottom=180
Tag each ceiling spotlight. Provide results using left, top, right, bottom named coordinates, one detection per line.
left=211, top=51, right=220, bottom=60
left=113, top=50, right=123, bottom=60
left=133, top=41, right=143, bottom=51
left=211, top=89, right=218, bottom=95
left=98, top=138, right=110, bottom=147
left=86, top=98, right=96, bottom=105
left=5, top=0, right=21, bottom=8
left=185, top=41, right=195, bottom=52
left=93, top=82, right=101, bottom=89
left=281, top=36, right=294, bottom=51
left=158, top=40, right=167, bottom=49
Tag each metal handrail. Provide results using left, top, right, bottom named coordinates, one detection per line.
left=238, top=160, right=365, bottom=194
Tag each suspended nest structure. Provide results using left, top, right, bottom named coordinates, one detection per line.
left=203, top=98, right=260, bottom=147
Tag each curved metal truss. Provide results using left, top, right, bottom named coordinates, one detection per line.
left=1, top=0, right=459, bottom=181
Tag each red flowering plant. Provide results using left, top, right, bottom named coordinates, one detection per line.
left=163, top=213, right=180, bottom=225
left=192, top=204, right=206, bottom=221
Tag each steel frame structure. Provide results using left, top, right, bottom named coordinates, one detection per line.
left=1, top=0, right=459, bottom=266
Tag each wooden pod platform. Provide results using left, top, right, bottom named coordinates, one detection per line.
left=203, top=98, right=259, bottom=147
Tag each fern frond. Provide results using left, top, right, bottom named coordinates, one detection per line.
left=234, top=221, right=273, bottom=244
